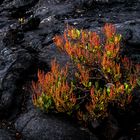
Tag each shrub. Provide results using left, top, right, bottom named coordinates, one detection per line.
left=32, top=23, right=140, bottom=122
left=32, top=59, right=76, bottom=113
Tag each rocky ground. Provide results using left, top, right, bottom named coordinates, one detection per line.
left=0, top=0, right=140, bottom=140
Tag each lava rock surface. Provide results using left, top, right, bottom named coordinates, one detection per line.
left=0, top=0, right=140, bottom=139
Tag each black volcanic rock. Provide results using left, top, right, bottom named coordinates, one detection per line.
left=21, top=16, right=40, bottom=31
left=0, top=47, right=33, bottom=118
left=0, top=0, right=140, bottom=139
left=0, top=129, right=15, bottom=140
left=11, top=0, right=39, bottom=8
left=15, top=109, right=96, bottom=140
left=3, top=27, right=24, bottom=46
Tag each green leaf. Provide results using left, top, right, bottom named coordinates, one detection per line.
left=75, top=104, right=80, bottom=110
left=48, top=99, right=52, bottom=105
left=107, top=51, right=111, bottom=57
left=137, top=78, right=140, bottom=86
left=67, top=111, right=72, bottom=115
left=87, top=43, right=91, bottom=50
left=107, top=68, right=111, bottom=73
left=76, top=29, right=80, bottom=38
left=88, top=82, right=92, bottom=87
left=124, top=83, right=129, bottom=90
left=95, top=82, right=99, bottom=89
left=107, top=87, right=110, bottom=94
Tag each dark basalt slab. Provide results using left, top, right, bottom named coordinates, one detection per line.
left=0, top=47, right=33, bottom=118
left=0, top=129, right=15, bottom=140
left=15, top=109, right=97, bottom=140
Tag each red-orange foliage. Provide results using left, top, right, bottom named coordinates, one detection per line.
left=103, top=23, right=116, bottom=39
left=32, top=59, right=76, bottom=112
left=32, top=23, right=140, bottom=122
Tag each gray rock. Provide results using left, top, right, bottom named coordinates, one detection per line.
left=118, top=136, right=129, bottom=140
left=0, top=129, right=15, bottom=140
left=102, top=115, right=119, bottom=140
left=0, top=0, right=139, bottom=139
left=11, top=0, right=38, bottom=8
left=15, top=110, right=93, bottom=140
left=116, top=20, right=140, bottom=46
left=0, top=42, right=33, bottom=118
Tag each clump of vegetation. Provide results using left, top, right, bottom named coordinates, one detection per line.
left=32, top=60, right=76, bottom=113
left=32, top=23, right=140, bottom=122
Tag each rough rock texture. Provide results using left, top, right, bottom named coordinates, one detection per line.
left=0, top=0, right=140, bottom=139
left=0, top=47, right=33, bottom=118
left=0, top=129, right=15, bottom=140
left=15, top=109, right=96, bottom=140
